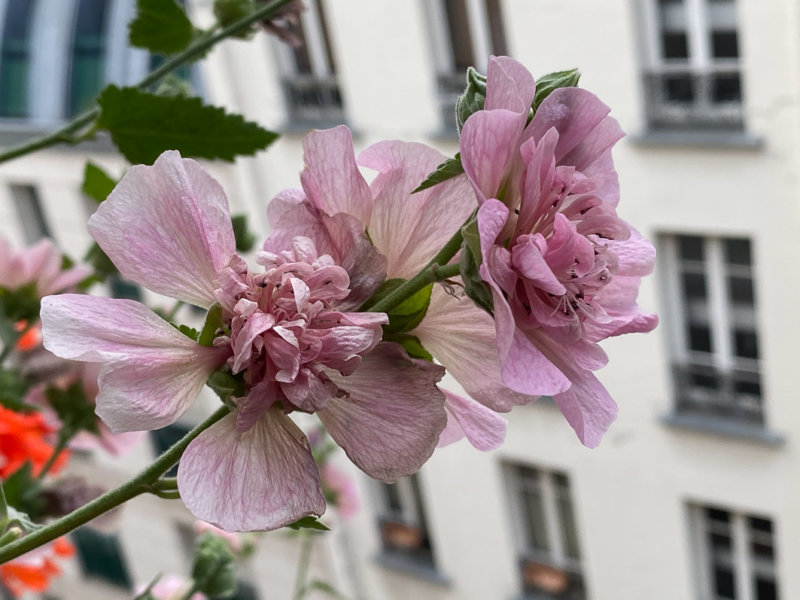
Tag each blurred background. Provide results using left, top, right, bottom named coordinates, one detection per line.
left=0, top=0, right=790, bottom=598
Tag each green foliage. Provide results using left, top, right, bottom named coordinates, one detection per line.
left=129, top=0, right=194, bottom=54
left=191, top=533, right=238, bottom=598
left=214, top=0, right=257, bottom=38
left=2, top=464, right=45, bottom=522
left=287, top=516, right=330, bottom=532
left=83, top=242, right=118, bottom=282
left=96, top=86, right=279, bottom=164
left=45, top=381, right=99, bottom=437
left=174, top=323, right=200, bottom=342
left=231, top=214, right=257, bottom=252
left=412, top=153, right=463, bottom=194
left=0, top=369, right=34, bottom=412
left=387, top=333, right=433, bottom=362
left=367, top=279, right=433, bottom=335
left=3, top=506, right=43, bottom=534
left=206, top=370, right=246, bottom=405
left=0, top=283, right=40, bottom=323
left=199, top=304, right=223, bottom=347
left=81, top=162, right=117, bottom=204
left=532, top=68, right=581, bottom=112
left=459, top=219, right=493, bottom=315
left=455, top=66, right=487, bottom=133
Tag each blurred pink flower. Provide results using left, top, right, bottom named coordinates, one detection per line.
left=194, top=520, right=244, bottom=554
left=459, top=56, right=658, bottom=447
left=137, top=574, right=206, bottom=600
left=41, top=151, right=447, bottom=532
left=0, top=237, right=90, bottom=297
left=320, top=462, right=359, bottom=520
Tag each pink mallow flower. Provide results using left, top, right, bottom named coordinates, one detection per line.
left=40, top=152, right=447, bottom=531
left=458, top=56, right=658, bottom=447
left=0, top=237, right=90, bottom=297
left=265, top=126, right=539, bottom=452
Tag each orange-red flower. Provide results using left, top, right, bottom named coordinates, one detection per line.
left=14, top=321, right=42, bottom=352
left=0, top=406, right=68, bottom=479
left=0, top=537, right=74, bottom=596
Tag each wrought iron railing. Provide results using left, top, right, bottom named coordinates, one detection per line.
left=282, top=74, right=344, bottom=125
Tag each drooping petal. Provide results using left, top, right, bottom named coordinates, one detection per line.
left=359, top=140, right=476, bottom=279
left=300, top=126, right=373, bottom=225
left=40, top=295, right=227, bottom=432
left=88, top=151, right=236, bottom=308
left=553, top=371, right=618, bottom=448
left=178, top=410, right=325, bottom=532
left=441, top=389, right=506, bottom=451
left=318, top=343, right=447, bottom=482
left=412, top=284, right=536, bottom=411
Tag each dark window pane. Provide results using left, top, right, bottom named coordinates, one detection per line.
left=691, top=370, right=718, bottom=390
left=682, top=271, right=707, bottom=299
left=707, top=508, right=731, bottom=523
left=756, top=578, right=778, bottom=600
left=485, top=0, right=507, bottom=56
left=662, top=32, right=688, bottom=59
left=72, top=528, right=132, bottom=589
left=443, top=0, right=474, bottom=71
left=713, top=74, right=742, bottom=103
left=751, top=541, right=774, bottom=560
left=712, top=31, right=739, bottom=58
left=733, top=330, right=759, bottom=359
left=710, top=533, right=732, bottom=551
left=0, top=0, right=37, bottom=117
left=679, top=236, right=705, bottom=261
left=109, top=277, right=142, bottom=301
left=69, top=0, right=109, bottom=115
left=150, top=423, right=192, bottom=477
left=713, top=566, right=736, bottom=599
left=734, top=378, right=761, bottom=399
left=664, top=74, right=694, bottom=103
left=290, top=19, right=312, bottom=74
left=688, top=325, right=712, bottom=353
left=727, top=276, right=754, bottom=304
left=521, top=488, right=550, bottom=554
left=750, top=517, right=773, bottom=534
left=725, top=238, right=752, bottom=266
left=556, top=495, right=581, bottom=561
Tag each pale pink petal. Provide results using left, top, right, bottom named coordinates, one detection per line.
left=178, top=410, right=325, bottom=532
left=412, top=285, right=536, bottom=411
left=358, top=140, right=476, bottom=279
left=437, top=408, right=466, bottom=447
left=461, top=110, right=526, bottom=204
left=485, top=56, right=536, bottom=114
left=318, top=343, right=446, bottom=482
left=41, top=295, right=227, bottom=432
left=88, top=151, right=236, bottom=308
left=511, top=236, right=566, bottom=296
left=553, top=371, right=618, bottom=448
left=477, top=198, right=510, bottom=259
left=501, top=328, right=571, bottom=396
left=300, top=126, right=373, bottom=225
left=442, top=390, right=506, bottom=451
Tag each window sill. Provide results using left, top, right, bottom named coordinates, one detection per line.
left=629, top=130, right=763, bottom=150
left=373, top=551, right=450, bottom=587
left=660, top=412, right=784, bottom=446
left=0, top=123, right=115, bottom=153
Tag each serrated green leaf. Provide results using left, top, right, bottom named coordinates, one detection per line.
left=533, top=68, right=581, bottom=112
left=412, top=153, right=464, bottom=194
left=82, top=162, right=117, bottom=204
left=231, top=214, right=256, bottom=252
left=456, top=67, right=487, bottom=133
left=97, top=86, right=279, bottom=164
left=129, top=0, right=194, bottom=54
left=287, top=516, right=330, bottom=531
left=174, top=323, right=199, bottom=341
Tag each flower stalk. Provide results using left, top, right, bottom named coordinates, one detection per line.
left=0, top=406, right=229, bottom=564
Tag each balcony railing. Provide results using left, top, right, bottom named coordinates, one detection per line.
left=281, top=74, right=344, bottom=126
left=643, top=65, right=743, bottom=131
left=673, top=362, right=763, bottom=424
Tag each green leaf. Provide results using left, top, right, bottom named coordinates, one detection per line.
left=287, top=516, right=330, bottom=532
left=129, top=0, right=194, bottom=54
left=198, top=304, right=223, bottom=347
left=459, top=219, right=493, bottom=315
left=0, top=283, right=40, bottom=322
left=412, top=153, right=463, bottom=194
left=174, top=323, right=199, bottom=341
left=384, top=333, right=433, bottom=362
left=45, top=381, right=99, bottom=437
left=455, top=66, right=487, bottom=133
left=367, top=279, right=433, bottom=335
left=2, top=464, right=45, bottom=520
left=231, top=214, right=256, bottom=252
left=0, top=369, right=34, bottom=412
left=206, top=370, right=246, bottom=405
left=84, top=241, right=118, bottom=281
left=81, top=162, right=117, bottom=204
left=532, top=68, right=581, bottom=112
left=191, top=533, right=237, bottom=597
left=96, top=86, right=279, bottom=164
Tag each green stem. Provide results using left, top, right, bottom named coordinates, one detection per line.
left=0, top=0, right=295, bottom=165
left=36, top=433, right=70, bottom=481
left=0, top=406, right=229, bottom=564
left=292, top=531, right=314, bottom=600
left=367, top=225, right=465, bottom=314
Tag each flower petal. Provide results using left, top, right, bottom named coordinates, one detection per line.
left=318, top=343, right=447, bottom=482
left=441, top=389, right=506, bottom=451
left=553, top=371, right=618, bottom=448
left=40, top=295, right=227, bottom=432
left=358, top=140, right=476, bottom=279
left=300, top=126, right=373, bottom=225
left=178, top=410, right=325, bottom=532
left=485, top=56, right=536, bottom=114
left=88, top=151, right=236, bottom=308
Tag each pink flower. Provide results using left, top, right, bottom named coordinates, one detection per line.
left=0, top=237, right=90, bottom=297
left=41, top=151, right=447, bottom=531
left=136, top=574, right=207, bottom=600
left=266, top=127, right=524, bottom=452
left=194, top=521, right=244, bottom=554
left=320, top=462, right=359, bottom=521
left=459, top=56, right=658, bottom=447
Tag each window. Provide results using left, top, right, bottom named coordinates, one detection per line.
left=641, top=0, right=743, bottom=130
left=663, top=235, right=762, bottom=424
left=689, top=505, right=779, bottom=600
left=72, top=527, right=133, bottom=589
left=0, top=0, right=37, bottom=118
left=375, top=474, right=435, bottom=567
left=276, top=0, right=344, bottom=125
left=428, top=0, right=508, bottom=130
left=150, top=422, right=192, bottom=477
left=68, top=0, right=109, bottom=115
left=11, top=184, right=51, bottom=243
left=505, top=464, right=585, bottom=600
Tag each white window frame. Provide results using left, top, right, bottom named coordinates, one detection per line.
left=640, top=0, right=743, bottom=129
left=661, top=234, right=763, bottom=423
left=505, top=464, right=585, bottom=598
left=688, top=504, right=779, bottom=600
